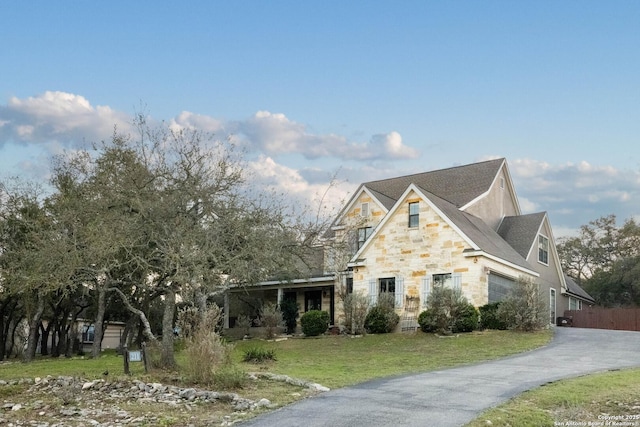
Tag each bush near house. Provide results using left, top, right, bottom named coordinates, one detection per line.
left=497, top=277, right=549, bottom=332
left=259, top=302, right=284, bottom=339
left=365, top=293, right=400, bottom=334
left=479, top=302, right=508, bottom=330
left=454, top=302, right=480, bottom=332
left=418, top=286, right=478, bottom=334
left=342, top=291, right=370, bottom=335
left=279, top=299, right=299, bottom=334
left=417, top=309, right=437, bottom=333
left=300, top=310, right=330, bottom=336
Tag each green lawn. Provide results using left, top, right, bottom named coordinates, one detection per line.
left=232, top=329, right=552, bottom=388
left=0, top=330, right=553, bottom=426
left=465, top=368, right=640, bottom=427
left=4, top=329, right=638, bottom=427
left=0, top=349, right=132, bottom=380
left=0, top=330, right=551, bottom=388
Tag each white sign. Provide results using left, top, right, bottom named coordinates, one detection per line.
left=128, top=350, right=142, bottom=362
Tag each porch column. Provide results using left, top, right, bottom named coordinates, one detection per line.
left=223, top=292, right=230, bottom=329
left=277, top=288, right=284, bottom=305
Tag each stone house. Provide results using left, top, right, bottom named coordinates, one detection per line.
left=225, top=158, right=594, bottom=332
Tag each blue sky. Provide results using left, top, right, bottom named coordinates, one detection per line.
left=1, top=1, right=639, bottom=237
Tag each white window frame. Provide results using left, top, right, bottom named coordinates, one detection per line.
left=361, top=202, right=370, bottom=218
left=569, top=297, right=582, bottom=311
left=538, top=234, right=549, bottom=265
left=408, top=202, right=419, bottom=228
left=549, top=288, right=556, bottom=324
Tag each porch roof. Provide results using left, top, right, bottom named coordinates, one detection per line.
left=228, top=275, right=335, bottom=292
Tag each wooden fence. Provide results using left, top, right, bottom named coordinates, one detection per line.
left=564, top=307, right=640, bottom=331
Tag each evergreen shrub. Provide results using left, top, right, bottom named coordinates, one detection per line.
left=300, top=310, right=330, bottom=336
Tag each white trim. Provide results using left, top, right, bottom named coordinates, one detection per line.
left=537, top=234, right=550, bottom=266
left=361, top=202, right=370, bottom=218
left=463, top=250, right=539, bottom=277
left=395, top=277, right=404, bottom=308
left=369, top=279, right=378, bottom=306
left=332, top=186, right=389, bottom=230
left=350, top=183, right=539, bottom=277
left=233, top=275, right=335, bottom=289
left=549, top=288, right=557, bottom=324
left=350, top=184, right=481, bottom=263
left=524, top=214, right=568, bottom=292
left=420, top=277, right=431, bottom=308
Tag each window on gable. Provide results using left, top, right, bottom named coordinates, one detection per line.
left=408, top=202, right=419, bottom=228
left=538, top=235, right=549, bottom=265
left=357, top=227, right=373, bottom=249
left=361, top=202, right=369, bottom=218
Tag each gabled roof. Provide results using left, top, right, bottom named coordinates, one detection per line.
left=497, top=212, right=548, bottom=259
left=351, top=183, right=537, bottom=275
left=415, top=187, right=536, bottom=273
left=564, top=275, right=596, bottom=304
left=362, top=158, right=505, bottom=209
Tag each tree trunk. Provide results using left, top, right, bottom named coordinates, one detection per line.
left=0, top=298, right=12, bottom=361
left=8, top=315, right=23, bottom=359
left=92, top=286, right=107, bottom=358
left=119, top=316, right=136, bottom=354
left=54, top=317, right=67, bottom=357
left=39, top=322, right=50, bottom=356
left=195, top=288, right=207, bottom=318
left=0, top=314, right=5, bottom=361
left=24, top=295, right=45, bottom=362
left=161, top=288, right=176, bottom=369
left=107, top=287, right=157, bottom=343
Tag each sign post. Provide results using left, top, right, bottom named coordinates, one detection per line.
left=123, top=344, right=148, bottom=375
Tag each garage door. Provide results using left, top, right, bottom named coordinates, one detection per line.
left=488, top=273, right=515, bottom=303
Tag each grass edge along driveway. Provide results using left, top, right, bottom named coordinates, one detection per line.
left=233, top=329, right=553, bottom=389
left=465, top=367, right=640, bottom=427
left=0, top=329, right=553, bottom=426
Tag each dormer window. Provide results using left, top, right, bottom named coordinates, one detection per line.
left=361, top=202, right=369, bottom=218
left=408, top=202, right=419, bottom=228
left=538, top=235, right=549, bottom=265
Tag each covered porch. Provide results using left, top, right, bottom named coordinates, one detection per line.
left=224, top=275, right=336, bottom=333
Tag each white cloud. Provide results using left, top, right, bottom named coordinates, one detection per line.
left=1, top=93, right=422, bottom=166
left=517, top=197, right=538, bottom=213
left=0, top=91, right=132, bottom=148
left=246, top=155, right=354, bottom=220
left=168, top=111, right=224, bottom=134
left=509, top=158, right=640, bottom=237
left=234, top=110, right=419, bottom=161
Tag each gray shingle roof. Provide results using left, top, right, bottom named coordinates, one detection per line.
left=363, top=157, right=505, bottom=209
left=564, top=275, right=596, bottom=303
left=497, top=212, right=547, bottom=259
left=420, top=188, right=534, bottom=272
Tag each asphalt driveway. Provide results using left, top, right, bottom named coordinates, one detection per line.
left=240, top=327, right=640, bottom=427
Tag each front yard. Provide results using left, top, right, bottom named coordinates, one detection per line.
left=0, top=329, right=552, bottom=426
